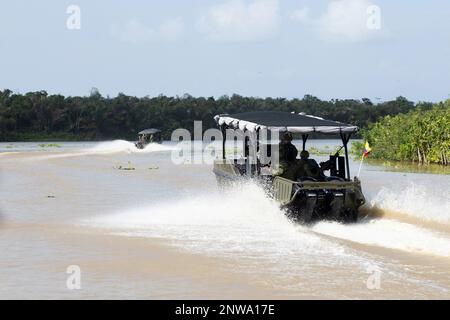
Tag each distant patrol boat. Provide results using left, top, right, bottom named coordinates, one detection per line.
left=135, top=128, right=162, bottom=149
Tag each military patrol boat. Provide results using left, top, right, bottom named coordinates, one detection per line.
left=135, top=128, right=162, bottom=149
left=213, top=111, right=365, bottom=222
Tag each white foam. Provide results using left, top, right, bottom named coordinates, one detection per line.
left=83, top=182, right=350, bottom=261
left=84, top=180, right=450, bottom=259
left=312, top=218, right=450, bottom=257
left=30, top=140, right=176, bottom=160
left=370, top=183, right=450, bottom=224
left=86, top=140, right=175, bottom=154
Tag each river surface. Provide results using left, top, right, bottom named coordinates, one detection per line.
left=0, top=140, right=449, bottom=299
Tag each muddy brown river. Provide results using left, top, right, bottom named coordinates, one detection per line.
left=0, top=140, right=449, bottom=299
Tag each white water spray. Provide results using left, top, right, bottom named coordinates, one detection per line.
left=31, top=140, right=176, bottom=160
left=87, top=140, right=174, bottom=154
left=370, top=183, right=450, bottom=224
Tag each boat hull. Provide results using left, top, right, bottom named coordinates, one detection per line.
left=213, top=160, right=365, bottom=223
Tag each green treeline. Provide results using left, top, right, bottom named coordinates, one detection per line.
left=359, top=101, right=450, bottom=165
left=0, top=88, right=429, bottom=141
left=2, top=88, right=447, bottom=165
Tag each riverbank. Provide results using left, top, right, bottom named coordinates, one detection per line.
left=356, top=102, right=450, bottom=166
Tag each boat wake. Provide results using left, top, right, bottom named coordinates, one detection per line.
left=83, top=182, right=350, bottom=260
left=84, top=180, right=450, bottom=260
left=30, top=140, right=176, bottom=160
left=308, top=182, right=450, bottom=258
left=368, top=183, right=450, bottom=224
left=311, top=218, right=450, bottom=258
left=86, top=140, right=175, bottom=154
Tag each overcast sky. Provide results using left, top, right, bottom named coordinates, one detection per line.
left=1, top=0, right=449, bottom=102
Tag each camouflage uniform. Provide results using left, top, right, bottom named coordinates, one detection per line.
left=277, top=142, right=298, bottom=180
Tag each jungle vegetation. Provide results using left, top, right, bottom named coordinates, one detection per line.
left=355, top=100, right=449, bottom=166
left=0, top=88, right=430, bottom=142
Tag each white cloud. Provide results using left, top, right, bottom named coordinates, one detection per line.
left=197, top=0, right=279, bottom=42
left=158, top=18, right=185, bottom=41
left=111, top=17, right=184, bottom=44
left=290, top=7, right=310, bottom=24
left=291, top=0, right=384, bottom=43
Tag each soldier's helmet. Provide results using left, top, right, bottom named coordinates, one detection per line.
left=300, top=150, right=309, bottom=159
left=282, top=132, right=293, bottom=142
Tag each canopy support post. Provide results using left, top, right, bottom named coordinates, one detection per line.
left=340, top=132, right=352, bottom=180
left=302, top=134, right=309, bottom=151
left=244, top=132, right=250, bottom=176
left=256, top=129, right=261, bottom=176
left=221, top=124, right=226, bottom=160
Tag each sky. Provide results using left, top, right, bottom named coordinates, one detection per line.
left=1, top=0, right=449, bottom=102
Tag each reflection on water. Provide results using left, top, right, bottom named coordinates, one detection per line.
left=0, top=140, right=449, bottom=299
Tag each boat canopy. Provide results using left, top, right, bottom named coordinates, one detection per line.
left=214, top=111, right=359, bottom=134
left=138, top=128, right=161, bottom=135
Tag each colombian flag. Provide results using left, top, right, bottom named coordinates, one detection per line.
left=363, top=141, right=372, bottom=158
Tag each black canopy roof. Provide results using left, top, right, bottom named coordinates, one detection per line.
left=138, top=128, right=161, bottom=135
left=214, top=111, right=359, bottom=134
